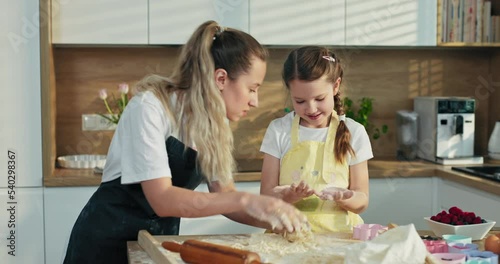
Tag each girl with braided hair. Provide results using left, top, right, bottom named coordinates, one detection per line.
left=260, top=46, right=373, bottom=233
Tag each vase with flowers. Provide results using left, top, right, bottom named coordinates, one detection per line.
left=98, top=82, right=130, bottom=125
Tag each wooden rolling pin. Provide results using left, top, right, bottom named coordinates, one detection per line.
left=162, top=239, right=261, bottom=264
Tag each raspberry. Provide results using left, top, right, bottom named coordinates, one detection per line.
left=465, top=214, right=473, bottom=224
left=441, top=215, right=451, bottom=224
left=449, top=206, right=463, bottom=216
left=430, top=206, right=486, bottom=226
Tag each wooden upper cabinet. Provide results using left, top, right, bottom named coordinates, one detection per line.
left=249, top=0, right=346, bottom=45
left=51, top=0, right=148, bottom=44
left=149, top=0, right=249, bottom=45
left=345, top=0, right=437, bottom=46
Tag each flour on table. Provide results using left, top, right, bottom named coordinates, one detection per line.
left=160, top=233, right=359, bottom=264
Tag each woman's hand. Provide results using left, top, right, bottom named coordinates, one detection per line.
left=242, top=194, right=309, bottom=233
left=316, top=186, right=354, bottom=201
left=272, top=181, right=316, bottom=204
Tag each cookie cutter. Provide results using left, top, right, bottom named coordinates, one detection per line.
left=447, top=242, right=478, bottom=254
left=465, top=250, right=498, bottom=264
left=424, top=239, right=448, bottom=253
left=352, top=224, right=388, bottom=241
left=432, top=253, right=466, bottom=264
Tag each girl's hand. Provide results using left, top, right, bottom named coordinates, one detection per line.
left=316, top=187, right=354, bottom=201
left=243, top=194, right=309, bottom=233
left=272, top=181, right=316, bottom=204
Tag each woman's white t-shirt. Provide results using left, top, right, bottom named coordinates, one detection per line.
left=102, top=91, right=175, bottom=184
left=260, top=112, right=374, bottom=165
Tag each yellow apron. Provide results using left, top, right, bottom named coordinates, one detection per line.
left=280, top=112, right=363, bottom=233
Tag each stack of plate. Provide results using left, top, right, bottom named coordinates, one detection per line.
left=57, top=155, right=106, bottom=169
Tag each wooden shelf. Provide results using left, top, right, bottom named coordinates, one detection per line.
left=438, top=42, right=500, bottom=47
left=436, top=0, right=500, bottom=47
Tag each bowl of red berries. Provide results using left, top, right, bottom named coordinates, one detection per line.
left=425, top=206, right=496, bottom=240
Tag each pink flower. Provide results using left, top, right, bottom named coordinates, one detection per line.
left=97, top=83, right=130, bottom=125
left=99, top=89, right=108, bottom=100
left=118, top=83, right=129, bottom=94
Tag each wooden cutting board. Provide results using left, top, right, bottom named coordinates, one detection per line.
left=129, top=229, right=500, bottom=263
left=130, top=230, right=361, bottom=264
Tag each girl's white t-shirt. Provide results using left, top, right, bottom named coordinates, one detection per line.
left=102, top=91, right=175, bottom=184
left=260, top=112, right=374, bottom=165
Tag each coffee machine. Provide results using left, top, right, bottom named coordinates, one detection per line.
left=413, top=97, right=483, bottom=165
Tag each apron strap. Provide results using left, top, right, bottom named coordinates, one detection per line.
left=290, top=113, right=300, bottom=146
left=321, top=111, right=340, bottom=183
left=323, top=111, right=339, bottom=167
left=291, top=111, right=339, bottom=152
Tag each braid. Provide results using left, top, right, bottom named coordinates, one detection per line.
left=334, top=92, right=355, bottom=163
left=334, top=93, right=344, bottom=115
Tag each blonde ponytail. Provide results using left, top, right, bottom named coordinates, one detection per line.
left=136, top=21, right=267, bottom=185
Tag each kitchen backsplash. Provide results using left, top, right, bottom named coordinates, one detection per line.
left=491, top=51, right=500, bottom=128
left=54, top=47, right=498, bottom=171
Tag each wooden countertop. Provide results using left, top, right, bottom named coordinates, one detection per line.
left=44, top=159, right=500, bottom=196
left=44, top=168, right=265, bottom=187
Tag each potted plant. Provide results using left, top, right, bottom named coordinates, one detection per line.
left=343, top=97, right=388, bottom=140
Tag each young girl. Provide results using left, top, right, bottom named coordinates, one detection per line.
left=64, top=21, right=308, bottom=264
left=260, top=46, right=373, bottom=233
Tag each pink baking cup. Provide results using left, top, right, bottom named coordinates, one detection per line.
left=352, top=224, right=388, bottom=241
left=432, top=253, right=466, bottom=264
left=424, top=239, right=448, bottom=253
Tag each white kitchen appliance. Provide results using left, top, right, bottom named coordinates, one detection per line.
left=0, top=0, right=45, bottom=263
left=413, top=97, right=483, bottom=165
left=396, top=110, right=419, bottom=161
left=488, top=121, right=500, bottom=160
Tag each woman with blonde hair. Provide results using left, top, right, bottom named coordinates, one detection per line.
left=64, top=21, right=308, bottom=264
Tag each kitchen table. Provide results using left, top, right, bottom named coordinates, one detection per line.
left=127, top=228, right=500, bottom=263
left=128, top=230, right=359, bottom=264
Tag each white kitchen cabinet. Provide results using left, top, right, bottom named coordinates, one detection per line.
left=179, top=181, right=265, bottom=235
left=1, top=0, right=42, bottom=188
left=249, top=0, right=345, bottom=45
left=361, top=177, right=439, bottom=230
left=0, top=188, right=44, bottom=264
left=439, top=179, right=500, bottom=227
left=44, top=186, right=98, bottom=264
left=345, top=0, right=437, bottom=46
left=149, top=0, right=249, bottom=45
left=52, top=0, right=148, bottom=44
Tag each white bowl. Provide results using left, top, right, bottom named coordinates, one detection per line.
left=57, top=155, right=106, bottom=169
left=424, top=217, right=496, bottom=240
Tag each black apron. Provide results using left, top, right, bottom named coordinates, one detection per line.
left=64, top=137, right=204, bottom=264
